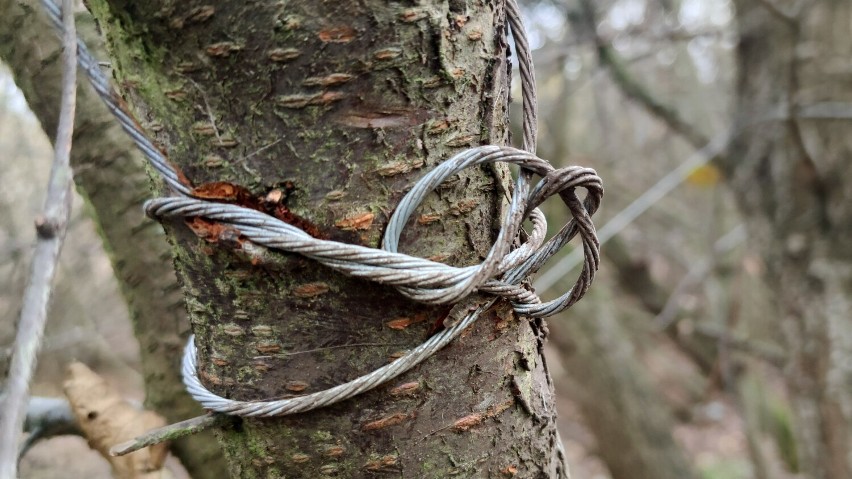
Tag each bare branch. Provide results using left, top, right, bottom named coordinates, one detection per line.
left=596, top=225, right=785, bottom=369
left=0, top=0, right=77, bottom=476
left=576, top=0, right=711, bottom=150
left=798, top=101, right=852, bottom=121
left=110, top=413, right=233, bottom=457
left=0, top=2, right=227, bottom=474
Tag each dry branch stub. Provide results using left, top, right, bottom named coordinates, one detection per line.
left=38, top=0, right=602, bottom=434
left=64, top=362, right=169, bottom=478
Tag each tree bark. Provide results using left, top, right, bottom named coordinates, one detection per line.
left=85, top=0, right=567, bottom=477
left=725, top=2, right=852, bottom=477
left=0, top=3, right=225, bottom=477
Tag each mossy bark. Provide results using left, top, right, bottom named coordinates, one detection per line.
left=726, top=2, right=852, bottom=477
left=85, top=0, right=567, bottom=477
left=0, top=2, right=224, bottom=477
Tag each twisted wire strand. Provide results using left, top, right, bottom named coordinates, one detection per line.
left=40, top=0, right=192, bottom=196
left=41, top=0, right=603, bottom=417
left=147, top=146, right=602, bottom=315
left=506, top=0, right=538, bottom=154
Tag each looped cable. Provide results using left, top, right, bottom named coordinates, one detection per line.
left=41, top=0, right=603, bottom=418
left=146, top=146, right=602, bottom=316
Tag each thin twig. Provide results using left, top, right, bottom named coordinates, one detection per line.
left=110, top=413, right=233, bottom=457
left=0, top=1, right=77, bottom=477
left=579, top=0, right=711, bottom=150
left=798, top=101, right=852, bottom=121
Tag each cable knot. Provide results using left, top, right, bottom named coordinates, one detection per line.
left=144, top=145, right=602, bottom=320
left=45, top=0, right=604, bottom=417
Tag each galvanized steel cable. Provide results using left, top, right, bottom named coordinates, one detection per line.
left=41, top=0, right=602, bottom=417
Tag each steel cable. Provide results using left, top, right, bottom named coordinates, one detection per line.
left=41, top=0, right=603, bottom=417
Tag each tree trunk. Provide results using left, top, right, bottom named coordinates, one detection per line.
left=535, top=72, right=697, bottom=478
left=0, top=3, right=224, bottom=477
left=85, top=0, right=567, bottom=477
left=549, top=287, right=697, bottom=479
left=725, top=2, right=852, bottom=477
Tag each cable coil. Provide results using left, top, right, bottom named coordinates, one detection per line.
left=41, top=0, right=602, bottom=417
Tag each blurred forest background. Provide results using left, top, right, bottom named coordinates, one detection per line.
left=1, top=0, right=848, bottom=477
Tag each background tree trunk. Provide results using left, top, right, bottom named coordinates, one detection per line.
left=550, top=287, right=697, bottom=479
left=725, top=2, right=852, bottom=477
left=85, top=0, right=567, bottom=477
left=533, top=54, right=698, bottom=479
left=0, top=2, right=225, bottom=477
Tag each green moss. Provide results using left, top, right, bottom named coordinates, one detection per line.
left=767, top=396, right=799, bottom=472
left=245, top=432, right=269, bottom=457
left=86, top=0, right=194, bottom=153
left=311, top=429, right=333, bottom=443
